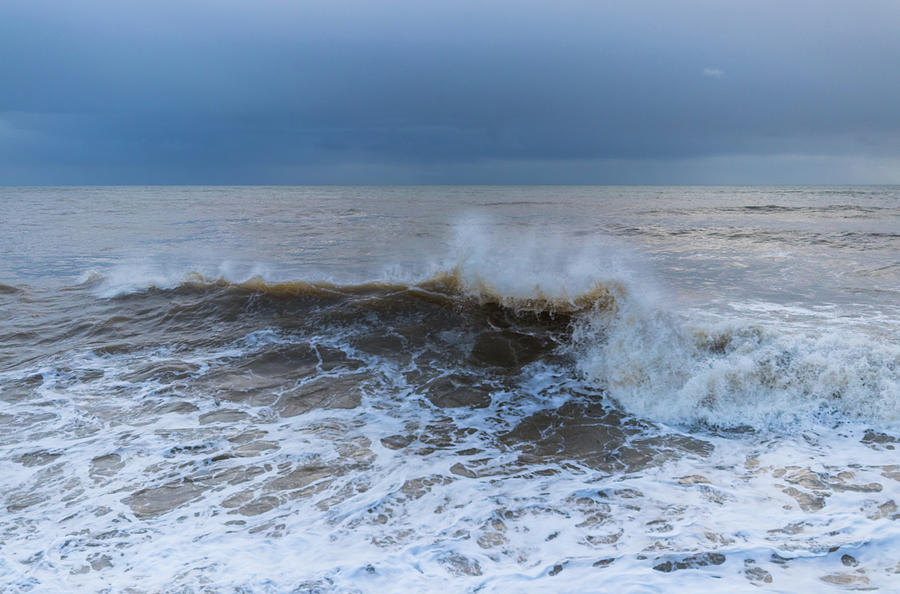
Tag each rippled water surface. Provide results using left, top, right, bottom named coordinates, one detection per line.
left=1, top=186, right=899, bottom=592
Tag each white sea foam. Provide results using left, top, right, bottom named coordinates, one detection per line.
left=3, top=327, right=898, bottom=592
left=572, top=296, right=900, bottom=429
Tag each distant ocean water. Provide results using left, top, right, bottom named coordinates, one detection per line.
left=1, top=186, right=898, bottom=592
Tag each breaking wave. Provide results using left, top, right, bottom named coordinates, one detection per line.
left=572, top=296, right=900, bottom=429
left=70, top=267, right=900, bottom=431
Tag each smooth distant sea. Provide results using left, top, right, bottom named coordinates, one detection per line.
left=1, top=186, right=898, bottom=592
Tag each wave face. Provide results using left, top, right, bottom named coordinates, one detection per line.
left=1, top=186, right=899, bottom=592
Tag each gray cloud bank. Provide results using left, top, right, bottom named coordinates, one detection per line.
left=2, top=0, right=899, bottom=184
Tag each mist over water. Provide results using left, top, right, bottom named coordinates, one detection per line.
left=1, top=186, right=899, bottom=591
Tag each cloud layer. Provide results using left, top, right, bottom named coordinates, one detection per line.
left=2, top=0, right=899, bottom=184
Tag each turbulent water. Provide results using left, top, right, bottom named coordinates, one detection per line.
left=1, top=186, right=899, bottom=592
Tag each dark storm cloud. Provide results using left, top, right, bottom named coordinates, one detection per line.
left=2, top=0, right=899, bottom=184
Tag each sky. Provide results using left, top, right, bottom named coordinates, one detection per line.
left=1, top=0, right=899, bottom=185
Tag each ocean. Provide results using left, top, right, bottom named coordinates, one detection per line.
left=1, top=186, right=898, bottom=592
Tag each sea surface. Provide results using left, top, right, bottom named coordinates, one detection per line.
left=1, top=186, right=899, bottom=592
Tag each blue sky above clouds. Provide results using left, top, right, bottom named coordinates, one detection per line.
left=1, top=0, right=899, bottom=184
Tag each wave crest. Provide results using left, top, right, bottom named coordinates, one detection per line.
left=88, top=268, right=623, bottom=317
